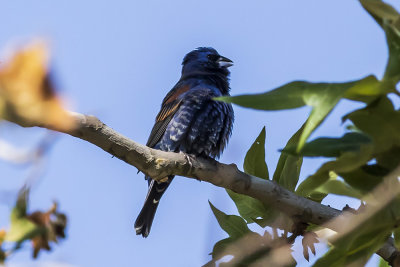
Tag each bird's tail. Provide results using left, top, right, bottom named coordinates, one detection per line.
left=134, top=176, right=173, bottom=237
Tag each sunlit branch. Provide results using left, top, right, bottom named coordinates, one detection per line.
left=31, top=111, right=399, bottom=265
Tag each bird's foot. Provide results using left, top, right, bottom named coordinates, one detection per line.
left=180, top=152, right=201, bottom=181
left=180, top=152, right=195, bottom=168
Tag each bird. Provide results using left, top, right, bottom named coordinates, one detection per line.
left=134, top=47, right=234, bottom=237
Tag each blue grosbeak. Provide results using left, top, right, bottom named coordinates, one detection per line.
left=135, top=47, right=234, bottom=237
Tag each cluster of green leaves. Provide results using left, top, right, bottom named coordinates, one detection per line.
left=0, top=187, right=67, bottom=263
left=209, top=0, right=400, bottom=266
left=207, top=126, right=300, bottom=266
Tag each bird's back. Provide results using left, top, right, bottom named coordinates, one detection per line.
left=156, top=80, right=233, bottom=158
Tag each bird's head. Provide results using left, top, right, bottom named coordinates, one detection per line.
left=181, top=47, right=233, bottom=78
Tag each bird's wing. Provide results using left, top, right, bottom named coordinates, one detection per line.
left=146, top=85, right=190, bottom=148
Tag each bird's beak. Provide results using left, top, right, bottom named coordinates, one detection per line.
left=217, top=56, right=234, bottom=68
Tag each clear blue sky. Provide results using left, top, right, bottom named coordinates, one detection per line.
left=0, top=1, right=399, bottom=266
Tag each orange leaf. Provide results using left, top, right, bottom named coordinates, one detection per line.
left=0, top=42, right=75, bottom=131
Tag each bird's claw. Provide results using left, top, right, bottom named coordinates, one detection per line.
left=180, top=152, right=201, bottom=181
left=179, top=152, right=194, bottom=167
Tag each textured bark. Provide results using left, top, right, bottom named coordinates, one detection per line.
left=34, top=111, right=399, bottom=265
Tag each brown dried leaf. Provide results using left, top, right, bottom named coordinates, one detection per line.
left=0, top=42, right=75, bottom=131
left=302, top=232, right=319, bottom=261
left=27, top=202, right=67, bottom=258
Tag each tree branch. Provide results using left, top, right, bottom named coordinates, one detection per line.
left=36, top=111, right=399, bottom=265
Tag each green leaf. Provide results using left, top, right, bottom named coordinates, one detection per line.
left=273, top=123, right=304, bottom=191
left=227, top=127, right=272, bottom=224
left=226, top=190, right=271, bottom=224
left=243, top=126, right=269, bottom=179
left=209, top=201, right=251, bottom=239
left=5, top=209, right=38, bottom=243
left=376, top=146, right=400, bottom=170
left=209, top=201, right=260, bottom=260
left=339, top=166, right=385, bottom=193
left=360, top=0, right=400, bottom=86
left=4, top=187, right=41, bottom=243
left=360, top=0, right=399, bottom=25
left=210, top=237, right=235, bottom=258
left=379, top=257, right=391, bottom=267
left=226, top=126, right=299, bottom=227
left=15, top=187, right=28, bottom=218
left=296, top=144, right=374, bottom=199
left=284, top=132, right=372, bottom=158
left=297, top=172, right=331, bottom=201
left=314, top=180, right=363, bottom=199
left=343, top=75, right=386, bottom=102
left=217, top=75, right=382, bottom=150
left=226, top=126, right=294, bottom=229
left=344, top=97, right=400, bottom=153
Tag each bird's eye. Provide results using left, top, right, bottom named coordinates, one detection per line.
left=207, top=54, right=219, bottom=61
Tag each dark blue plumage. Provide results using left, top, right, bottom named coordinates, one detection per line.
left=134, top=47, right=234, bottom=237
